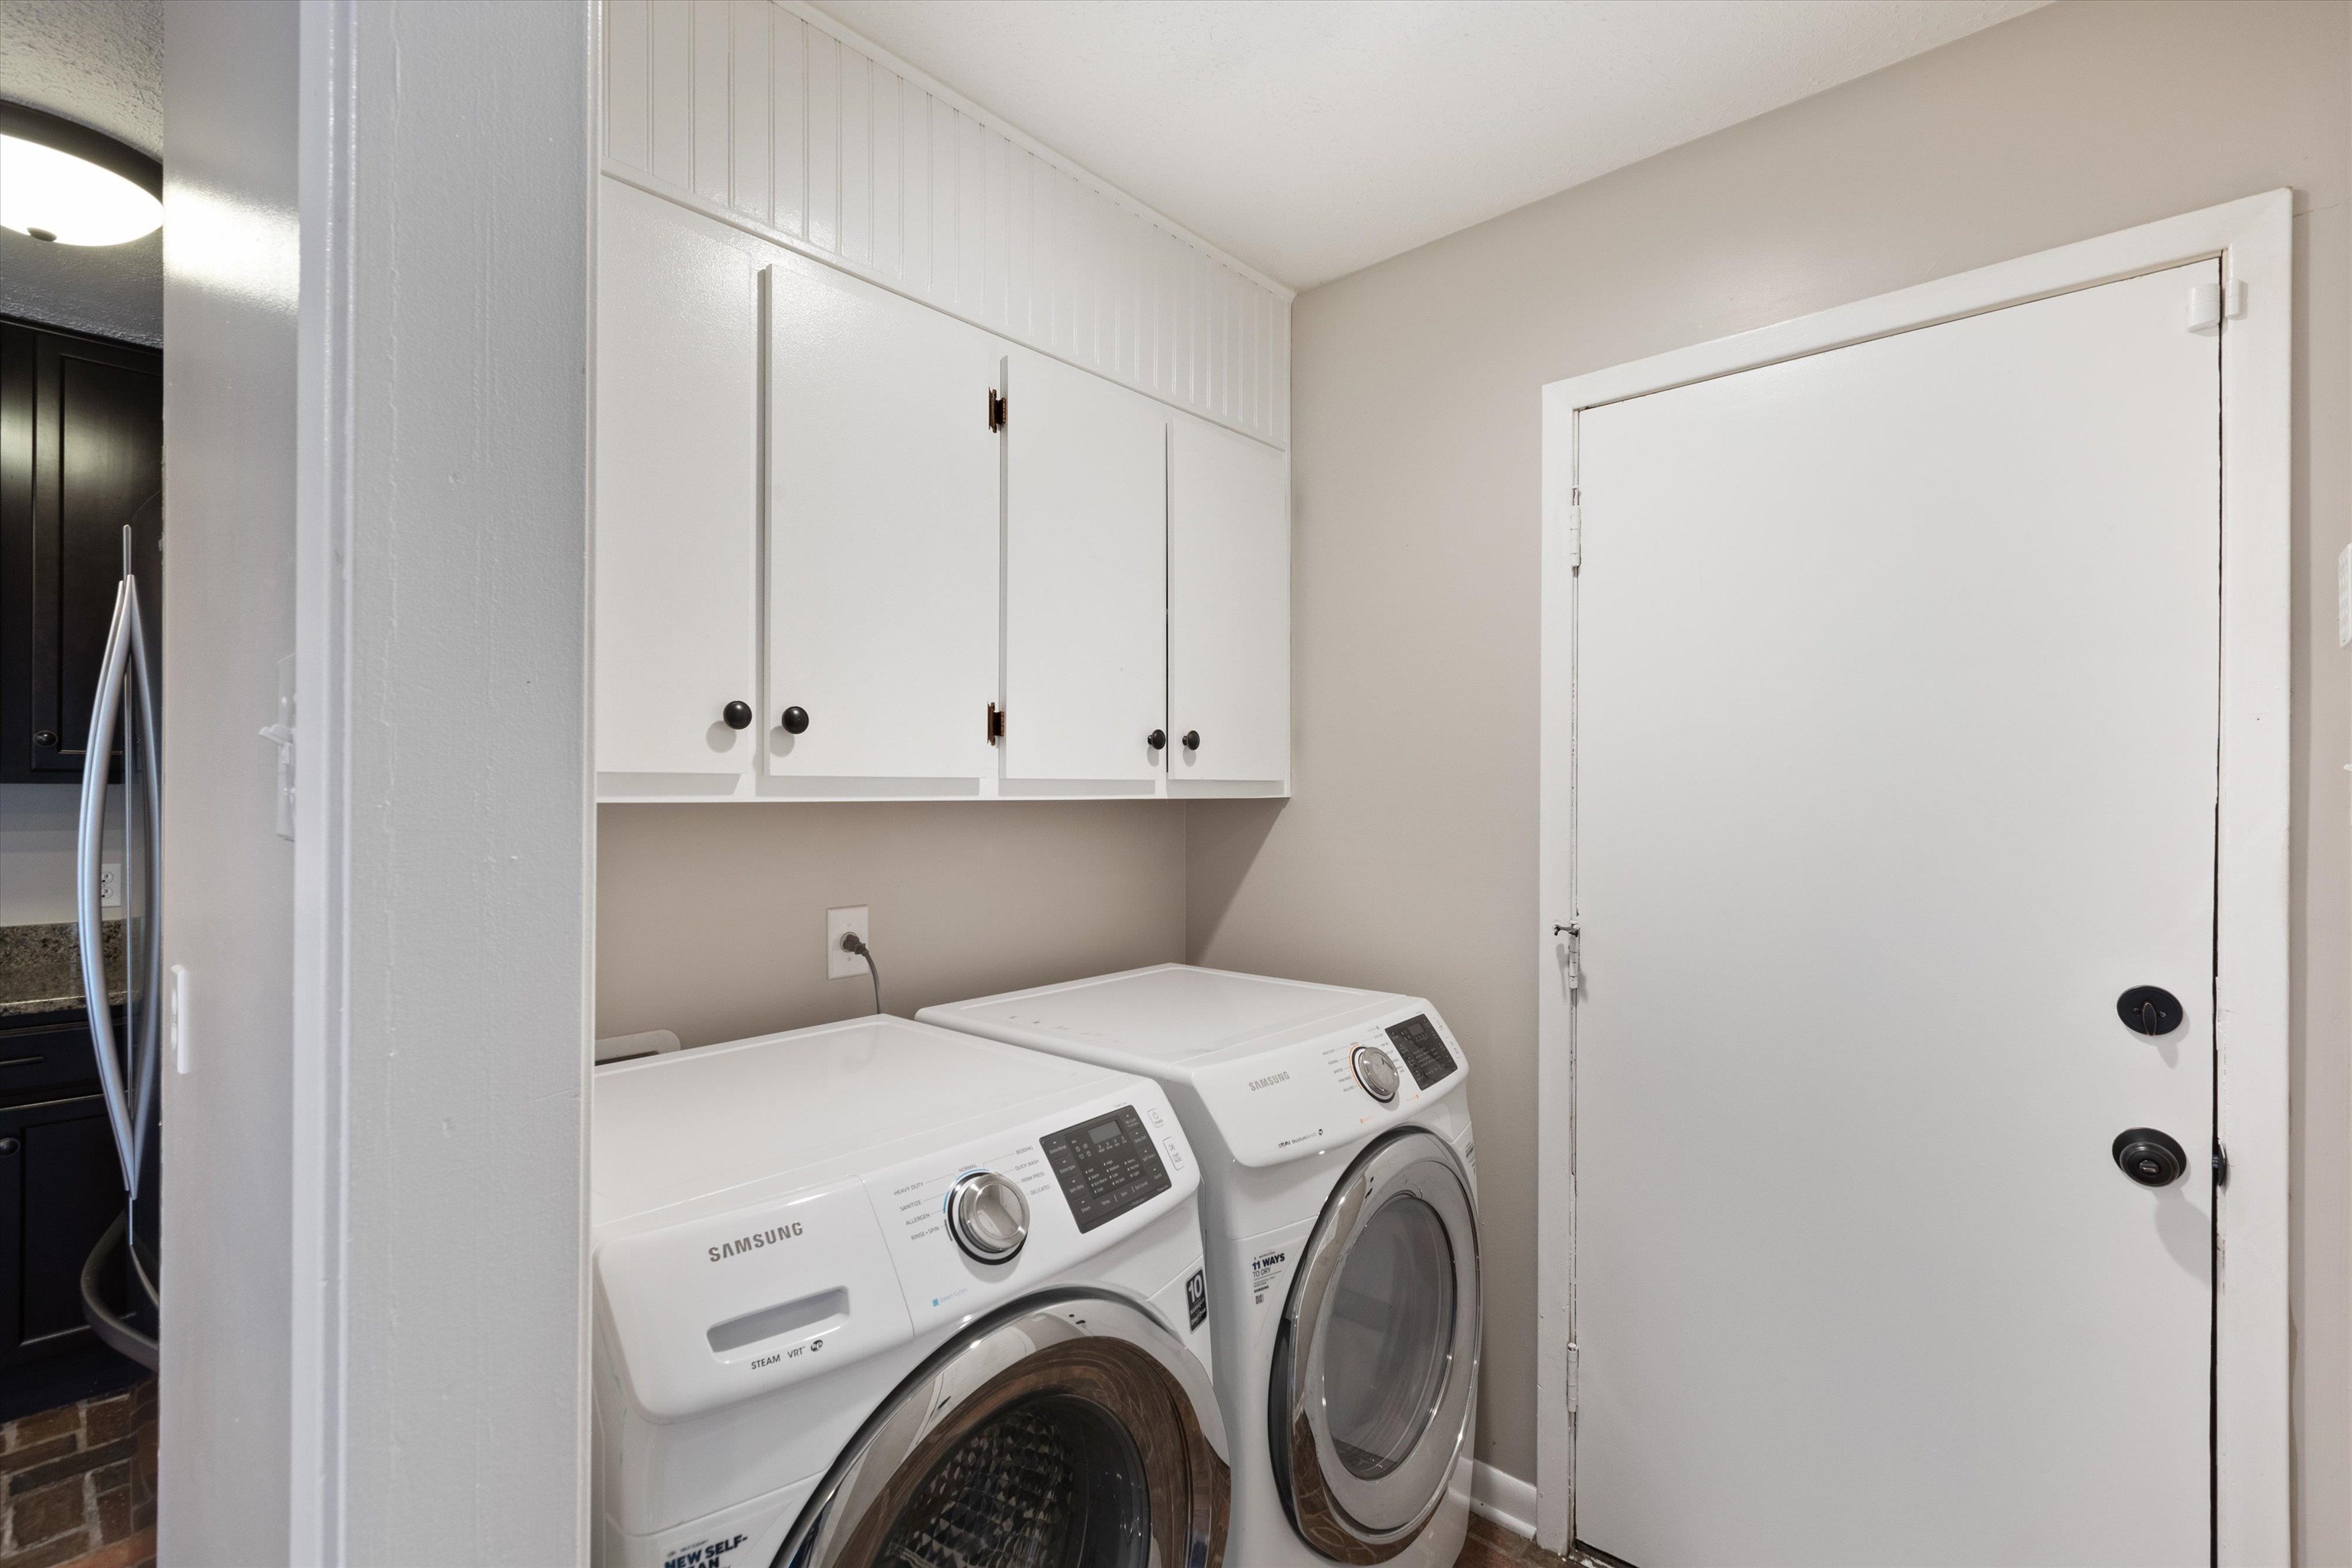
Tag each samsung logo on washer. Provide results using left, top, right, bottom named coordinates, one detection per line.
left=1248, top=1070, right=1291, bottom=1092
left=708, top=1222, right=802, bottom=1263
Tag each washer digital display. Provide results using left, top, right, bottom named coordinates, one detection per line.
left=1040, top=1106, right=1171, bottom=1233
left=1383, top=1014, right=1458, bottom=1089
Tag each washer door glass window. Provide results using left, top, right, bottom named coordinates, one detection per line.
left=782, top=1295, right=1229, bottom=1568
left=1272, top=1129, right=1480, bottom=1564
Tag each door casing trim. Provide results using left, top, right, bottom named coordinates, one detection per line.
left=1534, top=188, right=2293, bottom=1564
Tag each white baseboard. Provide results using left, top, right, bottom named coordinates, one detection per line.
left=1470, top=1459, right=1538, bottom=1540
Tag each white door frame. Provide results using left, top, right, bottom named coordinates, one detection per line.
left=1535, top=189, right=2292, bottom=1564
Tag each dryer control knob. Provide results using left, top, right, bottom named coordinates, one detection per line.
left=1352, top=1044, right=1400, bottom=1103
left=948, top=1171, right=1030, bottom=1264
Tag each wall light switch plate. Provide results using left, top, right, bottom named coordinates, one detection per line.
left=827, top=906, right=871, bottom=978
left=2337, top=544, right=2350, bottom=648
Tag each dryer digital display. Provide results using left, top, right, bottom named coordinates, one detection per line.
left=1384, top=1014, right=1458, bottom=1089
left=1040, top=1106, right=1171, bottom=1233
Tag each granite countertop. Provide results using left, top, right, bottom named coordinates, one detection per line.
left=0, top=920, right=126, bottom=1021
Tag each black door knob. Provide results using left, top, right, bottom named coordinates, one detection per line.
left=721, top=701, right=753, bottom=730
left=1147, top=729, right=1167, bottom=750
left=32, top=731, right=56, bottom=748
left=1181, top=730, right=1200, bottom=750
left=2112, top=1127, right=2188, bottom=1187
left=2117, top=985, right=2183, bottom=1036
left=780, top=706, right=810, bottom=735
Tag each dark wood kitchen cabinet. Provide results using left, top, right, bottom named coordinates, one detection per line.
left=0, top=316, right=162, bottom=783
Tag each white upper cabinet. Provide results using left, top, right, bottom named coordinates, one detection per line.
left=764, top=257, right=1001, bottom=786
left=1170, top=416, right=1291, bottom=788
left=595, top=181, right=760, bottom=791
left=1001, top=348, right=1170, bottom=786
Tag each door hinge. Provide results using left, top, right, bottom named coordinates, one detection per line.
left=987, top=702, right=1005, bottom=743
left=1553, top=921, right=1581, bottom=991
left=2188, top=279, right=2245, bottom=331
left=1566, top=491, right=1583, bottom=570
left=988, top=389, right=1008, bottom=432
left=1566, top=1341, right=1580, bottom=1413
left=2213, top=1140, right=2230, bottom=1188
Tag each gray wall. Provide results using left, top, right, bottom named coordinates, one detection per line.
left=158, top=2, right=298, bottom=1560
left=1186, top=2, right=2352, bottom=1560
left=596, top=802, right=1187, bottom=1046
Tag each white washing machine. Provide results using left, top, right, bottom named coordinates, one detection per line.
left=591, top=1014, right=1230, bottom=1568
left=920, top=965, right=1479, bottom=1568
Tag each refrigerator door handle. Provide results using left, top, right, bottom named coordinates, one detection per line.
left=76, top=567, right=157, bottom=1194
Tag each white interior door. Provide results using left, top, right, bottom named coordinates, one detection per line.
left=1573, top=262, right=2220, bottom=1566
left=765, top=256, right=1002, bottom=782
left=1002, top=348, right=1167, bottom=783
left=1170, top=415, right=1289, bottom=786
left=594, top=181, right=760, bottom=785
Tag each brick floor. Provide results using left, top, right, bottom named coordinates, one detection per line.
left=0, top=1380, right=154, bottom=1568
left=1456, top=1514, right=1578, bottom=1567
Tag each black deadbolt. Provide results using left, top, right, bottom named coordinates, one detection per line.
left=2116, top=985, right=2184, bottom=1036
left=781, top=706, right=811, bottom=735
left=1181, top=730, right=1200, bottom=750
left=1147, top=729, right=1167, bottom=750
left=721, top=701, right=753, bottom=730
left=2112, top=1127, right=2188, bottom=1188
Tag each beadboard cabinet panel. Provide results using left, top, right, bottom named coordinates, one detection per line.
left=601, top=0, right=1292, bottom=451
left=595, top=181, right=760, bottom=790
left=763, top=256, right=1001, bottom=786
left=1001, top=348, right=1168, bottom=786
left=1170, top=416, right=1290, bottom=789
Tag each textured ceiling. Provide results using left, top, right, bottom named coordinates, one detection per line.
left=814, top=0, right=2046, bottom=289
left=0, top=0, right=163, bottom=344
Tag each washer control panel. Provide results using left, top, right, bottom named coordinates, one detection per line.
left=1040, top=1105, right=1171, bottom=1233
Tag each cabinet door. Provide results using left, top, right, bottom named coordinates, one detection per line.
left=1170, top=416, right=1290, bottom=786
left=0, top=1093, right=116, bottom=1368
left=1001, top=349, right=1167, bottom=784
left=765, top=260, right=1001, bottom=782
left=594, top=181, right=760, bottom=789
left=0, top=322, right=162, bottom=784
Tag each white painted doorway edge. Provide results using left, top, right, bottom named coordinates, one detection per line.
left=1534, top=189, right=2292, bottom=1564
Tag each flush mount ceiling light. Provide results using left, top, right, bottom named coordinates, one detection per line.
left=0, top=102, right=161, bottom=247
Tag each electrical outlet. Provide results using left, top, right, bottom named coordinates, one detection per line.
left=827, top=906, right=871, bottom=978
left=100, top=861, right=122, bottom=909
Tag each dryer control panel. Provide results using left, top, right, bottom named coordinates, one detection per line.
left=1191, top=1002, right=1468, bottom=1169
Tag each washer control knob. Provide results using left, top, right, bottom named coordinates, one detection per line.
left=947, top=1171, right=1029, bottom=1263
left=1351, top=1044, right=1400, bottom=1103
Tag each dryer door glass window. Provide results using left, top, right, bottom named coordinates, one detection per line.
left=1272, top=1128, right=1481, bottom=1562
left=1325, top=1194, right=1456, bottom=1481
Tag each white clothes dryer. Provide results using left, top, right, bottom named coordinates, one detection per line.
left=920, top=966, right=1479, bottom=1568
left=591, top=1014, right=1230, bottom=1568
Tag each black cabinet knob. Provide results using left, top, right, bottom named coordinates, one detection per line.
left=0, top=1138, right=17, bottom=1156
left=1148, top=729, right=1167, bottom=750
left=2116, top=985, right=2183, bottom=1036
left=1181, top=730, right=1200, bottom=750
left=721, top=701, right=753, bottom=730
left=33, top=731, right=57, bottom=748
left=780, top=706, right=810, bottom=735
left=2112, top=1127, right=2187, bottom=1187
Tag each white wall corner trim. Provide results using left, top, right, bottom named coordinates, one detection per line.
left=1534, top=188, right=2293, bottom=1563
left=1471, top=1460, right=1540, bottom=1541
left=599, top=0, right=1290, bottom=449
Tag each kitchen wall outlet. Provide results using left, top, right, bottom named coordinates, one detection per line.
left=100, top=861, right=122, bottom=909
left=827, top=906, right=871, bottom=978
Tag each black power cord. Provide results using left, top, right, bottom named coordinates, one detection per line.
left=840, top=931, right=881, bottom=1015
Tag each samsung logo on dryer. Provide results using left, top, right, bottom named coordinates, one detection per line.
left=1247, top=1071, right=1291, bottom=1092
left=707, top=1222, right=802, bottom=1263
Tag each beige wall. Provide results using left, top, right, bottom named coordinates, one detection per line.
left=597, top=802, right=1187, bottom=1047
left=1187, top=2, right=2352, bottom=1558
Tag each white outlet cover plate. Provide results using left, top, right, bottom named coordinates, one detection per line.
left=827, top=906, right=871, bottom=979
